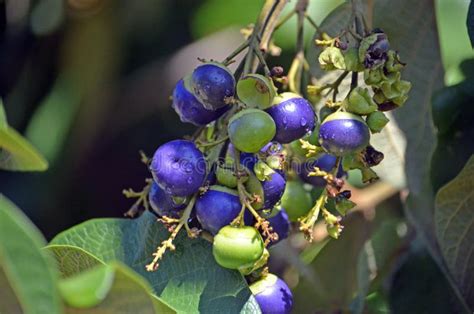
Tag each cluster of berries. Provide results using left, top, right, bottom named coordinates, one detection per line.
left=125, top=27, right=409, bottom=314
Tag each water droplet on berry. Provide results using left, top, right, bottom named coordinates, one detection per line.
left=300, top=117, right=307, bottom=127
left=282, top=116, right=288, bottom=125
left=187, top=177, right=194, bottom=184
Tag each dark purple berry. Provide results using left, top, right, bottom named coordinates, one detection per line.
left=148, top=182, right=186, bottom=218
left=250, top=274, right=293, bottom=314
left=172, top=78, right=229, bottom=126
left=362, top=31, right=390, bottom=68
left=319, top=112, right=370, bottom=156
left=363, top=145, right=384, bottom=167
left=191, top=62, right=235, bottom=110
left=265, top=207, right=290, bottom=246
left=195, top=186, right=242, bottom=235
left=271, top=66, right=284, bottom=77
left=150, top=140, right=206, bottom=197
left=299, top=153, right=345, bottom=187
left=265, top=93, right=316, bottom=144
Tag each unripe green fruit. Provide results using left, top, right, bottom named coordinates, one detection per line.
left=228, top=109, right=276, bottom=153
left=281, top=181, right=313, bottom=222
left=213, top=225, right=264, bottom=270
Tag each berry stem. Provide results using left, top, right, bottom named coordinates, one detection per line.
left=299, top=189, right=328, bottom=241
left=123, top=178, right=153, bottom=218
left=222, top=39, right=250, bottom=66
left=145, top=194, right=197, bottom=271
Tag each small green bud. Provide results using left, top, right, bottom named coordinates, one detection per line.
left=343, top=48, right=364, bottom=72
left=266, top=155, right=282, bottom=170
left=366, top=111, right=389, bottom=133
left=342, top=153, right=365, bottom=171
left=324, top=211, right=340, bottom=225
left=385, top=50, right=405, bottom=72
left=361, top=167, right=379, bottom=183
left=327, top=224, right=342, bottom=239
left=319, top=47, right=346, bottom=70
left=364, top=68, right=383, bottom=86
left=216, top=163, right=239, bottom=188
left=254, top=160, right=275, bottom=181
left=335, top=198, right=356, bottom=215
left=346, top=87, right=378, bottom=115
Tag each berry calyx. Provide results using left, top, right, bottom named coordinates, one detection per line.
left=172, top=77, right=228, bottom=126
left=228, top=109, right=276, bottom=153
left=266, top=92, right=316, bottom=144
left=191, top=62, right=235, bottom=110
left=318, top=112, right=370, bottom=156
left=213, top=225, right=264, bottom=270
left=150, top=140, right=206, bottom=197
left=250, top=273, right=293, bottom=314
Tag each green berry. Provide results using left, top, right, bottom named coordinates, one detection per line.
left=213, top=226, right=264, bottom=270
left=281, top=181, right=313, bottom=222
left=228, top=109, right=276, bottom=153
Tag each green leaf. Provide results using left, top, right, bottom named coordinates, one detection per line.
left=0, top=195, right=62, bottom=314
left=46, top=245, right=174, bottom=313
left=0, top=126, right=48, bottom=171
left=0, top=99, right=7, bottom=130
left=59, top=264, right=115, bottom=308
left=50, top=212, right=260, bottom=313
left=293, top=212, right=372, bottom=312
left=435, top=155, right=474, bottom=309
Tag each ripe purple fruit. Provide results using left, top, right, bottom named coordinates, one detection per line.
left=299, top=153, right=345, bottom=187
left=191, top=62, right=235, bottom=110
left=250, top=273, right=293, bottom=314
left=245, top=169, right=286, bottom=210
left=172, top=78, right=228, bottom=126
left=265, top=207, right=290, bottom=246
left=265, top=93, right=316, bottom=143
left=148, top=182, right=186, bottom=218
left=319, top=112, right=370, bottom=156
left=195, top=185, right=241, bottom=235
left=150, top=140, right=206, bottom=197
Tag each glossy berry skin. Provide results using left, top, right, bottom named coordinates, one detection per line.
left=266, top=208, right=290, bottom=246
left=250, top=274, right=293, bottom=314
left=195, top=186, right=243, bottom=235
left=228, top=109, right=276, bottom=153
left=266, top=93, right=316, bottom=143
left=280, top=180, right=313, bottom=222
left=245, top=169, right=286, bottom=210
left=319, top=112, right=370, bottom=156
left=191, top=62, right=235, bottom=110
left=213, top=226, right=264, bottom=270
left=299, top=153, right=345, bottom=187
left=172, top=79, right=228, bottom=126
left=150, top=140, right=206, bottom=197
left=148, top=182, right=186, bottom=218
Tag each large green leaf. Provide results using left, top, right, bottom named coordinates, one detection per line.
left=0, top=195, right=62, bottom=314
left=50, top=211, right=261, bottom=313
left=0, top=126, right=48, bottom=171
left=0, top=99, right=7, bottom=130
left=435, top=155, right=474, bottom=309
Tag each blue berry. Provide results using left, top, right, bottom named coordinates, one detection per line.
left=195, top=186, right=242, bottom=235
left=150, top=140, right=206, bottom=197
left=250, top=274, right=293, bottom=314
left=172, top=78, right=229, bottom=126
left=191, top=62, right=235, bottom=110
left=266, top=93, right=316, bottom=143
left=148, top=182, right=186, bottom=218
left=319, top=112, right=370, bottom=156
left=299, top=153, right=345, bottom=187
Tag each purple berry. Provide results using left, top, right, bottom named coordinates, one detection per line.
left=319, top=112, right=370, bottom=156
left=250, top=274, right=293, bottom=314
left=172, top=78, right=229, bottom=126
left=150, top=140, right=206, bottom=197
left=148, top=182, right=186, bottom=218
left=191, top=62, right=235, bottom=110
left=265, top=207, right=290, bottom=246
left=195, top=186, right=242, bottom=235
left=299, top=153, right=345, bottom=187
left=265, top=93, right=316, bottom=144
